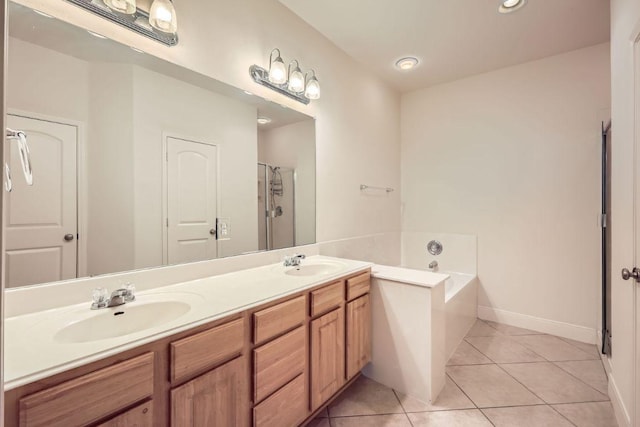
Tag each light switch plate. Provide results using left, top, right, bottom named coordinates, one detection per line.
left=216, top=217, right=231, bottom=241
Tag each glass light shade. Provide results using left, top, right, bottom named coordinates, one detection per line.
left=269, top=57, right=287, bottom=85
left=149, top=0, right=178, bottom=34
left=104, top=0, right=136, bottom=14
left=288, top=68, right=305, bottom=93
left=305, top=76, right=320, bottom=100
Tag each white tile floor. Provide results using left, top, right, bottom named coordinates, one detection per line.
left=308, top=319, right=617, bottom=427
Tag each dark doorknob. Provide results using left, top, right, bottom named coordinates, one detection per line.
left=64, top=234, right=74, bottom=242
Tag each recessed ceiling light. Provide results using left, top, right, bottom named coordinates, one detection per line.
left=33, top=9, right=53, bottom=18
left=498, top=0, right=527, bottom=14
left=87, top=30, right=107, bottom=39
left=395, top=57, right=419, bottom=71
left=257, top=117, right=272, bottom=125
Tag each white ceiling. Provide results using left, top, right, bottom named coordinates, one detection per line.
left=279, top=0, right=610, bottom=92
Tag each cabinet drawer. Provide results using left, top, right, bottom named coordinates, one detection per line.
left=254, top=326, right=305, bottom=403
left=97, top=401, right=154, bottom=427
left=19, top=353, right=154, bottom=427
left=171, top=318, right=244, bottom=383
left=347, top=272, right=371, bottom=301
left=310, top=281, right=344, bottom=317
left=253, top=374, right=306, bottom=427
left=253, top=296, right=305, bottom=345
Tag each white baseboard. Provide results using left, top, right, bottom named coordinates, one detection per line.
left=477, top=305, right=598, bottom=344
left=608, top=372, right=631, bottom=427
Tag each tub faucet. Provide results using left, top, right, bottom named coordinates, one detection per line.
left=428, top=260, right=438, bottom=271
left=91, top=284, right=136, bottom=310
left=284, top=254, right=306, bottom=267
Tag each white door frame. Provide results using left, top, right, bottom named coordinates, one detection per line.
left=161, top=132, right=221, bottom=265
left=633, top=17, right=640, bottom=427
left=6, top=109, right=87, bottom=278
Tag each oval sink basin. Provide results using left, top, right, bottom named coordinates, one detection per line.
left=54, top=300, right=192, bottom=344
left=281, top=261, right=346, bottom=277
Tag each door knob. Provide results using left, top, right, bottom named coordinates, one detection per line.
left=64, top=234, right=75, bottom=242
left=210, top=229, right=216, bottom=236
left=621, top=267, right=640, bottom=282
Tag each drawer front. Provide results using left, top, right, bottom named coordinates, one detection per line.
left=253, top=374, right=306, bottom=427
left=347, top=272, right=371, bottom=301
left=19, top=353, right=154, bottom=427
left=310, top=281, right=344, bottom=317
left=171, top=318, right=244, bottom=383
left=254, top=326, right=306, bottom=403
left=253, top=296, right=305, bottom=345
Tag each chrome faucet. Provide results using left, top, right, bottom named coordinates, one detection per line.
left=428, top=260, right=438, bottom=271
left=284, top=254, right=306, bottom=267
left=91, top=284, right=136, bottom=310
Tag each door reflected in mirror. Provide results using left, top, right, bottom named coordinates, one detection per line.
left=5, top=2, right=316, bottom=288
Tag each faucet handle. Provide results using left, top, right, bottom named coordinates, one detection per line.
left=91, top=287, right=108, bottom=310
left=124, top=283, right=136, bottom=302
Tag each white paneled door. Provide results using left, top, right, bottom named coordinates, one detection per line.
left=166, top=137, right=218, bottom=265
left=5, top=115, right=78, bottom=288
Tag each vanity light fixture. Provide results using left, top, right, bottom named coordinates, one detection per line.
left=250, top=48, right=321, bottom=105
left=268, top=49, right=287, bottom=85
left=287, top=60, right=305, bottom=93
left=304, top=70, right=321, bottom=100
left=395, top=57, right=419, bottom=71
left=64, top=0, right=178, bottom=46
left=498, top=0, right=527, bottom=13
left=149, top=0, right=178, bottom=35
left=103, top=0, right=136, bottom=15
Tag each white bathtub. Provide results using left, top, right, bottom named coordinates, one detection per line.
left=364, top=265, right=477, bottom=403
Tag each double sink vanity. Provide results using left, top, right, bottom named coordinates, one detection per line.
left=4, top=256, right=372, bottom=427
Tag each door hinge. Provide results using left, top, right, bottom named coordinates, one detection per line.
left=166, top=218, right=169, bottom=227
left=600, top=213, right=607, bottom=228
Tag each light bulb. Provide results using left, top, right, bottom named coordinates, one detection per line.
left=502, top=0, right=521, bottom=8
left=149, top=0, right=178, bottom=34
left=498, top=0, right=527, bottom=13
left=288, top=61, right=305, bottom=93
left=269, top=56, right=287, bottom=85
left=395, top=57, right=419, bottom=71
left=305, top=75, right=320, bottom=100
left=104, top=0, right=136, bottom=14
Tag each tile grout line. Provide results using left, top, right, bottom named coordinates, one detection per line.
left=550, top=360, right=611, bottom=398
left=547, top=403, right=580, bottom=427
left=494, top=362, right=549, bottom=405
left=477, top=408, right=498, bottom=427
left=444, top=372, right=481, bottom=410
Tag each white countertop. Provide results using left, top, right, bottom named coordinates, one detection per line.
left=371, top=264, right=449, bottom=287
left=4, top=255, right=372, bottom=391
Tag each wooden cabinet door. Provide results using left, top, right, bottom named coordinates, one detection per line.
left=97, top=401, right=154, bottom=427
left=346, top=294, right=372, bottom=380
left=171, top=356, right=247, bottom=427
left=310, top=307, right=345, bottom=411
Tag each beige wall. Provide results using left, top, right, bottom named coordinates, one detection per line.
left=17, top=0, right=402, bottom=245
left=401, top=43, right=611, bottom=335
left=609, top=0, right=640, bottom=425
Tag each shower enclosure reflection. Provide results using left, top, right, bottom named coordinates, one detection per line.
left=258, top=164, right=295, bottom=250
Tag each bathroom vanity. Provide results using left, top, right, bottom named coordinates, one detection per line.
left=3, top=258, right=372, bottom=427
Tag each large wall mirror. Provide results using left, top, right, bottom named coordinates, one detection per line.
left=5, top=2, right=316, bottom=289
